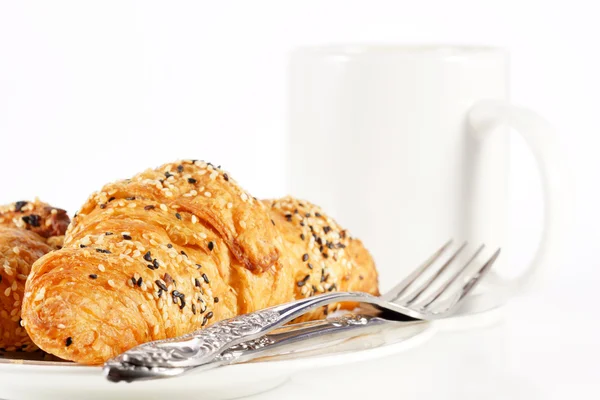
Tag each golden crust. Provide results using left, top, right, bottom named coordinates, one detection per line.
left=0, top=200, right=70, bottom=352
left=22, top=161, right=378, bottom=364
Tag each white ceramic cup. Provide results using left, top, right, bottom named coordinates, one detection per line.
left=288, top=45, right=565, bottom=312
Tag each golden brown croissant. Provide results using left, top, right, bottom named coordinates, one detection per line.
left=0, top=200, right=70, bottom=352
left=22, top=161, right=378, bottom=364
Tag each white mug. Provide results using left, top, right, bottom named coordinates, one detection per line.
left=287, top=45, right=566, bottom=312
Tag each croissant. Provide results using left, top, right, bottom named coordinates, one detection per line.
left=0, top=200, right=70, bottom=352
left=22, top=161, right=378, bottom=364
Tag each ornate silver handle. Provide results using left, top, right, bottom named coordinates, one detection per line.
left=104, top=291, right=377, bottom=381
left=105, top=313, right=400, bottom=382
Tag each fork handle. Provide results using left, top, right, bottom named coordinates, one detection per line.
left=105, top=291, right=377, bottom=372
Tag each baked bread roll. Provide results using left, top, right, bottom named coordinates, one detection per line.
left=22, top=161, right=378, bottom=364
left=0, top=200, right=70, bottom=352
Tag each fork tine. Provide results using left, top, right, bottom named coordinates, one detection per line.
left=420, top=244, right=485, bottom=309
left=403, top=241, right=468, bottom=305
left=456, top=248, right=501, bottom=303
left=383, top=239, right=453, bottom=302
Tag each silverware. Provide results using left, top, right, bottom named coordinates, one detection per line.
left=104, top=240, right=500, bottom=381
left=105, top=313, right=416, bottom=382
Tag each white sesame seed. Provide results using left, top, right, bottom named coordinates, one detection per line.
left=191, top=215, right=198, bottom=224
left=50, top=209, right=58, bottom=215
left=160, top=204, right=168, bottom=211
left=199, top=232, right=207, bottom=239
left=128, top=203, right=137, bottom=208
left=98, top=264, right=106, bottom=272
left=239, top=221, right=247, bottom=229
left=57, top=324, right=66, bottom=329
left=210, top=171, right=218, bottom=180
left=107, top=280, right=116, bottom=288
left=227, top=202, right=233, bottom=209
left=204, top=191, right=212, bottom=197
left=240, top=193, right=248, bottom=202
left=12, top=247, right=20, bottom=255
left=4, top=288, right=11, bottom=297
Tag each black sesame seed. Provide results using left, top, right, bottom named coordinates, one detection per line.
left=202, top=273, right=209, bottom=284
left=192, top=304, right=197, bottom=314
left=206, top=311, right=214, bottom=319
left=175, top=213, right=182, bottom=220
left=315, top=212, right=322, bottom=217
left=89, top=274, right=98, bottom=279
left=14, top=201, right=28, bottom=212
left=305, top=213, right=311, bottom=217
left=323, top=226, right=331, bottom=234
left=131, top=277, right=137, bottom=285
left=65, top=337, right=73, bottom=347
left=223, top=173, right=229, bottom=181
left=328, top=283, right=337, bottom=292
left=144, top=205, right=155, bottom=211
left=22, top=215, right=41, bottom=227
left=163, top=273, right=174, bottom=287
left=271, top=219, right=275, bottom=226
left=143, top=251, right=152, bottom=262
left=285, top=214, right=292, bottom=222
left=147, top=264, right=155, bottom=271
left=123, top=234, right=132, bottom=240
left=155, top=280, right=168, bottom=291
left=180, top=250, right=187, bottom=257
left=126, top=196, right=136, bottom=201
left=300, top=221, right=305, bottom=227
left=196, top=264, right=202, bottom=269
left=188, top=178, right=197, bottom=184
left=105, top=232, right=114, bottom=236
left=202, top=317, right=208, bottom=327
left=167, top=244, right=173, bottom=249
left=214, top=297, right=219, bottom=303
left=96, top=248, right=111, bottom=254
left=177, top=165, right=184, bottom=173
left=99, top=204, right=106, bottom=209
left=153, top=259, right=160, bottom=269
left=179, top=298, right=186, bottom=309
left=208, top=242, right=214, bottom=251
left=157, top=289, right=163, bottom=298
left=108, top=197, right=116, bottom=202
left=324, top=306, right=329, bottom=316
left=300, top=234, right=305, bottom=240
left=336, top=243, right=346, bottom=249
left=136, top=277, right=143, bottom=287
left=195, top=278, right=201, bottom=287
left=302, top=254, right=309, bottom=262
left=327, top=242, right=335, bottom=249
left=307, top=263, right=313, bottom=269
left=323, top=253, right=329, bottom=259
left=297, top=280, right=306, bottom=287
left=80, top=244, right=86, bottom=248
left=165, top=172, right=173, bottom=178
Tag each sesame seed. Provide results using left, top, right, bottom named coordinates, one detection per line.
left=144, top=205, right=155, bottom=211
left=57, top=324, right=66, bottom=329
left=175, top=213, right=182, bottom=220
left=206, top=311, right=214, bottom=319
left=300, top=234, right=305, bottom=240
left=204, top=191, right=212, bottom=197
left=199, top=232, right=207, bottom=239
left=96, top=248, right=111, bottom=254
left=65, top=337, right=73, bottom=347
left=208, top=242, right=214, bottom=251
left=241, top=193, right=248, bottom=202
left=153, top=259, right=160, bottom=269
left=214, top=297, right=219, bottom=303
left=223, top=173, right=229, bottom=181
left=188, top=178, right=197, bottom=184
left=202, top=273, right=209, bottom=284
left=155, top=280, right=168, bottom=291
left=143, top=251, right=152, bottom=262
left=271, top=219, right=275, bottom=226
left=160, top=204, right=168, bottom=211
left=123, top=234, right=132, bottom=240
left=98, top=264, right=106, bottom=272
left=89, top=274, right=98, bottom=279
left=239, top=221, right=246, bottom=229
left=192, top=304, right=197, bottom=314
left=12, top=247, right=20, bottom=255
left=177, top=165, right=184, bottom=173
left=191, top=215, right=198, bottom=224
left=167, top=244, right=173, bottom=248
left=302, top=254, right=309, bottom=262
left=307, top=263, right=313, bottom=269
left=107, top=280, right=116, bottom=288
left=227, top=202, right=233, bottom=209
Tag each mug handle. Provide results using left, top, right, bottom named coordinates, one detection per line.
left=468, top=99, right=568, bottom=295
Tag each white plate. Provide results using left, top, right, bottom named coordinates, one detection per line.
left=0, top=321, right=435, bottom=400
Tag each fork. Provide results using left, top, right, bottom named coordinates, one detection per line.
left=104, top=240, right=500, bottom=380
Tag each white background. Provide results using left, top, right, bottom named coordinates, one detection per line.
left=0, top=1, right=598, bottom=398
